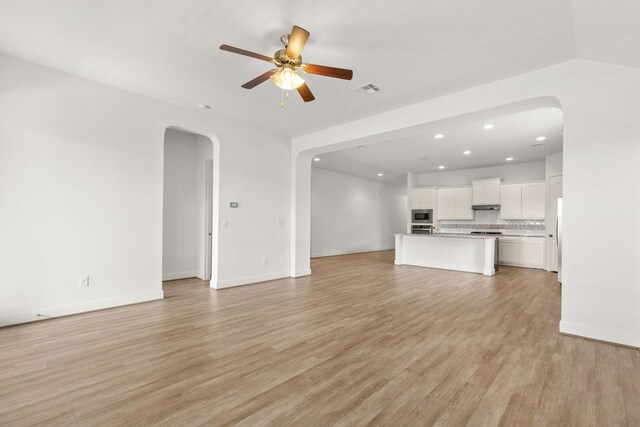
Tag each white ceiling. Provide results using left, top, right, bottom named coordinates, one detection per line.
left=571, top=0, right=640, bottom=69
left=313, top=108, right=562, bottom=186
left=0, top=1, right=636, bottom=138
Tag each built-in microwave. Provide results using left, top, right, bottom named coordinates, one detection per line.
left=412, top=209, right=433, bottom=224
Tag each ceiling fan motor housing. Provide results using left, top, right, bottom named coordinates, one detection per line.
left=273, top=48, right=301, bottom=67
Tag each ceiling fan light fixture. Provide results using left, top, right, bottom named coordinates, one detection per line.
left=270, top=66, right=304, bottom=90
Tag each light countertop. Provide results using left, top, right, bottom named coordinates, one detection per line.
left=396, top=233, right=497, bottom=240
left=436, top=230, right=545, bottom=238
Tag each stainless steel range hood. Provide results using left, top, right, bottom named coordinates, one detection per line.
left=471, top=204, right=501, bottom=210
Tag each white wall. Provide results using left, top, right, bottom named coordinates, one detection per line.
left=162, top=129, right=212, bottom=281
left=311, top=168, right=407, bottom=257
left=0, top=53, right=290, bottom=325
left=418, top=161, right=546, bottom=187
left=292, top=60, right=640, bottom=347
left=545, top=152, right=563, bottom=177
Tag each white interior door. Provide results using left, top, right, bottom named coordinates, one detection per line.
left=204, top=158, right=213, bottom=281
left=547, top=175, right=563, bottom=271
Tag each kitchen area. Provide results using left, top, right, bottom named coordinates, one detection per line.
left=310, top=107, right=563, bottom=281
left=397, top=173, right=562, bottom=277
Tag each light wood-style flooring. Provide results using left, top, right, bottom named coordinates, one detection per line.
left=1, top=251, right=639, bottom=426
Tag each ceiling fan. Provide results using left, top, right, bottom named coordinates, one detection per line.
left=219, top=25, right=353, bottom=105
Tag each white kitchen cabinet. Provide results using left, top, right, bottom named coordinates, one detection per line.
left=498, top=238, right=521, bottom=265
left=437, top=188, right=455, bottom=219
left=411, top=187, right=436, bottom=210
left=411, top=189, right=423, bottom=209
left=471, top=181, right=483, bottom=205
left=500, top=184, right=523, bottom=220
left=520, top=237, right=545, bottom=268
left=472, top=178, right=501, bottom=205
left=422, top=188, right=436, bottom=209
left=499, top=181, right=545, bottom=220
left=498, top=236, right=544, bottom=269
left=454, top=187, right=474, bottom=220
left=437, top=187, right=473, bottom=220
left=522, top=182, right=545, bottom=219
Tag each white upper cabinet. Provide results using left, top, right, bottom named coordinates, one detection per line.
left=411, top=187, right=436, bottom=210
left=500, top=181, right=545, bottom=220
left=500, top=184, right=523, bottom=220
left=485, top=180, right=501, bottom=204
left=438, top=187, right=473, bottom=220
left=422, top=188, right=436, bottom=209
left=522, top=182, right=545, bottom=219
left=437, top=188, right=455, bottom=219
left=454, top=187, right=474, bottom=220
left=411, top=188, right=423, bottom=209
left=472, top=178, right=501, bottom=205
left=471, top=181, right=484, bottom=205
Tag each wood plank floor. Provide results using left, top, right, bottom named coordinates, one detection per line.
left=1, top=251, right=638, bottom=426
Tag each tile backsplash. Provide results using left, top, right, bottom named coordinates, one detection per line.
left=439, top=209, right=545, bottom=231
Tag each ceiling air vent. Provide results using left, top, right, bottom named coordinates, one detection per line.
left=355, top=83, right=381, bottom=94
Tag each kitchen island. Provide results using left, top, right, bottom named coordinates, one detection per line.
left=394, top=233, right=497, bottom=276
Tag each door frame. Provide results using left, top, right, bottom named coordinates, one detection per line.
left=546, top=174, right=563, bottom=271
left=162, top=125, right=220, bottom=288
left=204, top=157, right=213, bottom=281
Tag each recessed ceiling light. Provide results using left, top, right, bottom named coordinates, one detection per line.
left=506, top=157, right=514, bottom=161
left=377, top=173, right=384, bottom=176
left=197, top=103, right=211, bottom=110
left=536, top=136, right=546, bottom=141
left=313, top=157, right=320, bottom=162
left=438, top=165, right=445, bottom=169
left=483, top=124, right=494, bottom=130
left=434, top=133, right=444, bottom=139
left=463, top=150, right=471, bottom=155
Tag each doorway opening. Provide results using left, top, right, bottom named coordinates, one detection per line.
left=292, top=98, right=563, bottom=277
left=162, top=128, right=215, bottom=285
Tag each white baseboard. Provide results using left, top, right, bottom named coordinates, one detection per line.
left=215, top=271, right=290, bottom=289
left=498, top=262, right=545, bottom=270
left=0, top=290, right=164, bottom=327
left=162, top=271, right=200, bottom=281
left=292, top=269, right=311, bottom=278
left=559, top=320, right=640, bottom=348
left=311, top=246, right=394, bottom=259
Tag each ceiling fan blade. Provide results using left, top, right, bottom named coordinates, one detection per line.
left=285, top=26, right=310, bottom=59
left=302, top=63, right=353, bottom=80
left=297, top=83, right=315, bottom=102
left=219, top=44, right=273, bottom=62
left=241, top=70, right=276, bottom=89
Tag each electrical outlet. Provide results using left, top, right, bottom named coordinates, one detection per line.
left=79, top=276, right=90, bottom=287
left=262, top=258, right=269, bottom=265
